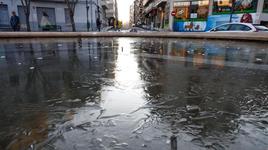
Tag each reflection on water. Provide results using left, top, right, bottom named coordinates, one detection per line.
left=0, top=38, right=267, bottom=150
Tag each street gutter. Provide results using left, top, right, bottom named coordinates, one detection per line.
left=0, top=32, right=268, bottom=41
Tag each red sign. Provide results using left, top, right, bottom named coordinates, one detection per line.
left=171, top=11, right=176, bottom=16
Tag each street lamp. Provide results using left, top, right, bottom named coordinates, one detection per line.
left=86, top=0, right=90, bottom=31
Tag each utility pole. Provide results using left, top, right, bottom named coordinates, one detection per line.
left=86, top=0, right=90, bottom=31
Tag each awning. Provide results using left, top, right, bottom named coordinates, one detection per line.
left=154, top=0, right=167, bottom=7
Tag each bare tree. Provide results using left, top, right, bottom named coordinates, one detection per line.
left=65, top=0, right=78, bottom=32
left=20, top=0, right=31, bottom=31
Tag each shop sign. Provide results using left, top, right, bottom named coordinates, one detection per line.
left=171, top=11, right=176, bottom=16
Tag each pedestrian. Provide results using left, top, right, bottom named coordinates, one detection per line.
left=240, top=13, right=253, bottom=23
left=40, top=12, right=51, bottom=31
left=10, top=11, right=20, bottom=31
left=96, top=18, right=101, bottom=31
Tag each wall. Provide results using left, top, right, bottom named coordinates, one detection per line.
left=0, top=0, right=101, bottom=31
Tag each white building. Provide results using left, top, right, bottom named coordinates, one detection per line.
left=129, top=4, right=134, bottom=26
left=0, top=0, right=108, bottom=31
left=103, top=0, right=118, bottom=25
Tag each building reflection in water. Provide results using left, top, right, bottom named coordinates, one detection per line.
left=0, top=38, right=118, bottom=149
left=135, top=38, right=268, bottom=149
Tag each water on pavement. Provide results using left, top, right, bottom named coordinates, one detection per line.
left=0, top=38, right=267, bottom=150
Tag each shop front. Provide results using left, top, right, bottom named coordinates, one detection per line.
left=206, top=0, right=259, bottom=30
left=172, top=0, right=209, bottom=32
left=172, top=0, right=268, bottom=32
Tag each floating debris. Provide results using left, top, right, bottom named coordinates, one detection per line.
left=67, top=98, right=82, bottom=103
left=186, top=105, right=200, bottom=113
left=29, top=67, right=35, bottom=70
left=178, top=118, right=187, bottom=123
left=255, top=58, right=263, bottom=64
left=36, top=57, right=43, bottom=60
left=0, top=56, right=6, bottom=59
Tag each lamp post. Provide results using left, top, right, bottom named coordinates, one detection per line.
left=86, top=0, right=90, bottom=31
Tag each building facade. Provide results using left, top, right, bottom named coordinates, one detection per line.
left=0, top=0, right=108, bottom=31
left=129, top=4, right=134, bottom=26
left=132, top=0, right=144, bottom=25
left=169, top=0, right=268, bottom=32
left=143, top=0, right=169, bottom=29
left=104, top=0, right=118, bottom=26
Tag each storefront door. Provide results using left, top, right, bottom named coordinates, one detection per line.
left=36, top=7, right=56, bottom=26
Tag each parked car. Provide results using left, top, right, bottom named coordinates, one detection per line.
left=208, top=23, right=268, bottom=32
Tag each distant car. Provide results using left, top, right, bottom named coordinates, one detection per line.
left=129, top=27, right=159, bottom=32
left=101, top=26, right=120, bottom=32
left=208, top=23, right=268, bottom=32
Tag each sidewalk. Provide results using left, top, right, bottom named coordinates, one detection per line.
left=0, top=32, right=268, bottom=41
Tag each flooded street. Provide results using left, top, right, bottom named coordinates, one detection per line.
left=0, top=38, right=267, bottom=150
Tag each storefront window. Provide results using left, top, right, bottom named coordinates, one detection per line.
left=173, top=0, right=209, bottom=21
left=174, top=2, right=190, bottom=20
left=213, top=0, right=258, bottom=14
left=264, top=0, right=268, bottom=12
left=197, top=1, right=209, bottom=19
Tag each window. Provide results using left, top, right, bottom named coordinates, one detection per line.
left=213, top=0, right=258, bottom=14
left=213, top=0, right=232, bottom=14
left=36, top=7, right=56, bottom=26
left=173, top=2, right=190, bottom=20
left=64, top=8, right=71, bottom=24
left=215, top=24, right=230, bottom=31
left=197, top=1, right=209, bottom=19
left=173, top=0, right=209, bottom=21
left=229, top=24, right=251, bottom=31
left=0, top=4, right=9, bottom=26
left=18, top=6, right=26, bottom=25
left=264, top=0, right=268, bottom=12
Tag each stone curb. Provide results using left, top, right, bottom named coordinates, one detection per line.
left=0, top=32, right=268, bottom=41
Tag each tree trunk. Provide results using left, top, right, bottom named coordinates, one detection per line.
left=70, top=13, right=76, bottom=32
left=26, top=13, right=31, bottom=31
